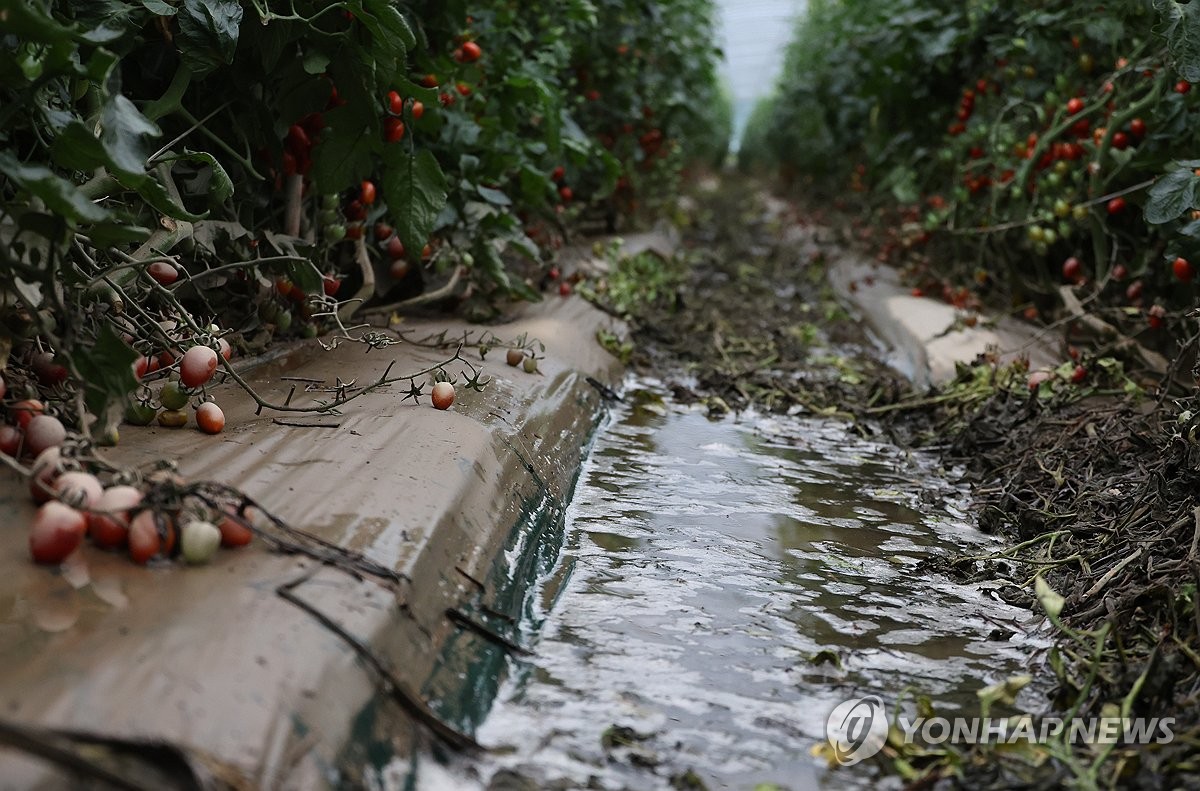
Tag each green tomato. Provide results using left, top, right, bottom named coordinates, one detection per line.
left=1028, top=225, right=1046, bottom=243
left=1054, top=199, right=1071, bottom=218
left=319, top=209, right=339, bottom=225
left=1044, top=172, right=1061, bottom=189
left=1057, top=220, right=1072, bottom=239
left=324, top=224, right=346, bottom=242
left=1054, top=160, right=1070, bottom=176
left=1042, top=228, right=1058, bottom=245
left=275, top=309, right=293, bottom=332
left=124, top=402, right=158, bottom=426
left=321, top=194, right=339, bottom=211
left=1072, top=205, right=1089, bottom=221
left=160, top=381, right=190, bottom=411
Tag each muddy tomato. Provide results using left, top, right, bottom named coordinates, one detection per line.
left=31, top=352, right=68, bottom=386
left=506, top=348, right=525, bottom=367
left=11, top=399, right=44, bottom=429
left=196, top=402, right=225, bottom=435
left=88, top=485, right=143, bottom=549
left=29, top=502, right=86, bottom=564
left=29, top=447, right=61, bottom=504
left=180, top=345, right=219, bottom=388
left=431, top=381, right=455, bottom=410
left=54, top=471, right=103, bottom=509
left=25, top=414, right=66, bottom=457
left=0, top=425, right=22, bottom=456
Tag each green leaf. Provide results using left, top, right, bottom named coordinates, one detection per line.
left=381, top=147, right=447, bottom=254
left=1145, top=165, right=1200, bottom=224
left=0, top=152, right=112, bottom=224
left=70, top=325, right=140, bottom=428
left=177, top=0, right=244, bottom=77
left=476, top=185, right=512, bottom=206
left=126, top=174, right=207, bottom=221
left=302, top=50, right=330, bottom=75
left=0, top=0, right=78, bottom=45
left=309, top=104, right=375, bottom=193
left=285, top=260, right=323, bottom=295
left=141, top=0, right=177, bottom=14
left=160, top=150, right=234, bottom=203
left=1034, top=575, right=1065, bottom=619
left=101, top=95, right=161, bottom=180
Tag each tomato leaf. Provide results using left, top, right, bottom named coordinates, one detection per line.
left=310, top=104, right=375, bottom=193
left=140, top=0, right=177, bottom=15
left=0, top=152, right=112, bottom=224
left=160, top=150, right=234, bottom=203
left=382, top=148, right=447, bottom=254
left=1160, top=0, right=1200, bottom=83
left=1145, top=164, right=1200, bottom=224
left=101, top=95, right=161, bottom=180
left=70, top=324, right=140, bottom=430
left=177, top=0, right=244, bottom=78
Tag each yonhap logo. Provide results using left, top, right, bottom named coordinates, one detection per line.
left=825, top=695, right=889, bottom=765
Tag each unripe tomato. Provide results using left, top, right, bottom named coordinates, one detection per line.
left=160, top=380, right=190, bottom=411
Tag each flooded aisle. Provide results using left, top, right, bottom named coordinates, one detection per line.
left=415, top=384, right=1040, bottom=790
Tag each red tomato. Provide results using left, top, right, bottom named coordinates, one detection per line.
left=1175, top=80, right=1192, bottom=95
left=0, top=425, right=21, bottom=457
left=456, top=82, right=471, bottom=97
left=1129, top=118, right=1147, bottom=137
left=421, top=243, right=432, bottom=260
left=218, top=513, right=254, bottom=548
left=420, top=73, right=439, bottom=88
left=1148, top=304, right=1167, bottom=329
left=0, top=372, right=5, bottom=400
left=1062, top=257, right=1083, bottom=283
left=29, top=447, right=61, bottom=504
left=386, top=90, right=403, bottom=114
left=195, top=402, right=225, bottom=435
left=323, top=276, right=342, bottom=297
left=559, top=186, right=573, bottom=202
left=389, top=260, right=410, bottom=280
left=345, top=200, right=366, bottom=221
left=29, top=502, right=86, bottom=564
left=361, top=180, right=377, bottom=205
left=559, top=281, right=572, bottom=297
left=179, top=346, right=219, bottom=388
left=1066, top=97, right=1085, bottom=114
left=459, top=41, right=482, bottom=62
left=1173, top=256, right=1194, bottom=283
left=374, top=222, right=393, bottom=241
left=431, top=381, right=455, bottom=410
left=382, top=236, right=403, bottom=260
left=1111, top=131, right=1129, bottom=150
left=551, top=166, right=565, bottom=182
left=1126, top=279, right=1144, bottom=302
left=287, top=124, right=311, bottom=151
left=410, top=100, right=425, bottom=120
left=31, top=352, right=68, bottom=386
left=88, top=485, right=143, bottom=549
left=384, top=117, right=406, bottom=143
left=1107, top=196, right=1127, bottom=215
left=11, top=399, right=44, bottom=429
left=147, top=261, right=178, bottom=286
left=128, top=510, right=162, bottom=564
left=1112, top=263, right=1128, bottom=281
left=132, top=355, right=149, bottom=381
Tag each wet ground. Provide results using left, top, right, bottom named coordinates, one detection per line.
left=393, top=380, right=1045, bottom=790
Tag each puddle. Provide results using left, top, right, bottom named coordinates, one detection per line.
left=381, top=382, right=1044, bottom=790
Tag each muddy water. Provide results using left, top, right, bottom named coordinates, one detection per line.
left=406, top=383, right=1041, bottom=791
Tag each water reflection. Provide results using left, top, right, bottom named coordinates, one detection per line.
left=411, top=389, right=1042, bottom=791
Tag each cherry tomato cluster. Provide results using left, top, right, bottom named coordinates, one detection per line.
left=25, top=454, right=254, bottom=567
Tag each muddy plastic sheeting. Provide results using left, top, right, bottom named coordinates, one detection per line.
left=0, top=297, right=623, bottom=790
